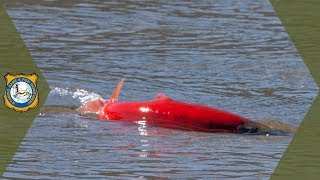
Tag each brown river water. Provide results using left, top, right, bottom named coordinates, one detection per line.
left=3, top=0, right=318, bottom=179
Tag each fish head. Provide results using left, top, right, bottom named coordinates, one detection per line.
left=236, top=121, right=270, bottom=135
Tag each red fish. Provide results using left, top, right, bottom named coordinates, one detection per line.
left=80, top=79, right=264, bottom=134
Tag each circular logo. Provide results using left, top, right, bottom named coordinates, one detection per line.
left=6, top=77, right=37, bottom=108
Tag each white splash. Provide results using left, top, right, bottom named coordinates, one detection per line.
left=47, top=87, right=102, bottom=107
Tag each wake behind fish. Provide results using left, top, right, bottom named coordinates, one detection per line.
left=48, top=86, right=102, bottom=106
left=39, top=86, right=104, bottom=118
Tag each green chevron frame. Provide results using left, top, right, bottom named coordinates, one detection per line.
left=0, top=0, right=319, bottom=178
left=270, top=0, right=320, bottom=179
left=0, top=2, right=50, bottom=176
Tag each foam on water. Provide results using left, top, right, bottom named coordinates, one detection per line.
left=47, top=86, right=103, bottom=107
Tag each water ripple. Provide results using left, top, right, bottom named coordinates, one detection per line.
left=3, top=0, right=318, bottom=179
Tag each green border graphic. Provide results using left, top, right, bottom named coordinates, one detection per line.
left=270, top=0, right=320, bottom=179
left=0, top=2, right=50, bottom=176
left=0, top=0, right=318, bottom=178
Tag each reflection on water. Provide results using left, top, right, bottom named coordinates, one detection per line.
left=3, top=0, right=318, bottom=179
left=137, top=120, right=149, bottom=158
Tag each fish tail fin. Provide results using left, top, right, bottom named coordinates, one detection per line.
left=109, top=78, right=124, bottom=103
left=78, top=98, right=105, bottom=114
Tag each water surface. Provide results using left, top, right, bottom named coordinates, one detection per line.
left=3, top=0, right=318, bottom=179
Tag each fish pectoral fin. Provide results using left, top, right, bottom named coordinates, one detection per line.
left=155, top=93, right=172, bottom=100
left=109, top=78, right=124, bottom=103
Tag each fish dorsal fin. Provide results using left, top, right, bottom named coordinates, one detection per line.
left=109, top=78, right=124, bottom=103
left=156, top=93, right=172, bottom=100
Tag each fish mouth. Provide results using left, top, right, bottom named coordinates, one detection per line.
left=236, top=121, right=269, bottom=135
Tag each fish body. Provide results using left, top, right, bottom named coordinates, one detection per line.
left=82, top=79, right=262, bottom=134
left=99, top=94, right=249, bottom=133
